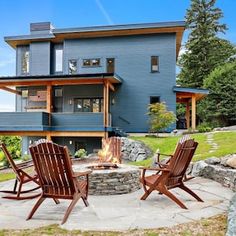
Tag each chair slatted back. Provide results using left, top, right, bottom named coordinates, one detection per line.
left=102, top=137, right=121, bottom=163
left=0, top=143, right=19, bottom=176
left=168, top=139, right=198, bottom=180
left=29, top=141, right=76, bottom=197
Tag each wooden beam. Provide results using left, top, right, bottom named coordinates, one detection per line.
left=107, top=81, right=115, bottom=91
left=46, top=85, right=52, bottom=113
left=46, top=133, right=52, bottom=141
left=0, top=131, right=106, bottom=137
left=191, top=94, right=196, bottom=130
left=0, top=86, right=22, bottom=95
left=186, top=102, right=190, bottom=129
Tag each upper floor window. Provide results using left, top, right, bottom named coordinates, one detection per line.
left=83, top=58, right=100, bottom=67
left=150, top=96, right=160, bottom=104
left=21, top=47, right=29, bottom=75
left=53, top=44, right=63, bottom=73
left=68, top=59, right=77, bottom=74
left=151, top=56, right=159, bottom=73
left=106, top=58, right=115, bottom=73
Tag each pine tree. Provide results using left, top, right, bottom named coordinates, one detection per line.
left=178, top=0, right=235, bottom=88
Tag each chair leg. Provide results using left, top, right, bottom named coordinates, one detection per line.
left=27, top=195, right=45, bottom=220
left=13, top=178, right=18, bottom=193
left=53, top=198, right=60, bottom=204
left=179, top=184, right=204, bottom=202
left=140, top=184, right=155, bottom=200
left=61, top=195, right=80, bottom=225
left=16, top=182, right=23, bottom=198
left=81, top=196, right=89, bottom=207
left=161, top=186, right=188, bottom=209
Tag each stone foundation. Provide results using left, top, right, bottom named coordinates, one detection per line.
left=73, top=164, right=141, bottom=195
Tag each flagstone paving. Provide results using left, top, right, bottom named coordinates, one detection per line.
left=0, top=177, right=233, bottom=231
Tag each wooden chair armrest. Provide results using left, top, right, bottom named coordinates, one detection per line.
left=139, top=166, right=170, bottom=172
left=16, top=161, right=34, bottom=169
left=73, top=170, right=92, bottom=177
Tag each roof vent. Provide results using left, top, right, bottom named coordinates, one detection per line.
left=30, top=22, right=54, bottom=33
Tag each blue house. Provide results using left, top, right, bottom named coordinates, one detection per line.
left=0, top=21, right=208, bottom=154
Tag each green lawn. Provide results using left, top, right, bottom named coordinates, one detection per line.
left=0, top=172, right=15, bottom=183
left=131, top=131, right=236, bottom=166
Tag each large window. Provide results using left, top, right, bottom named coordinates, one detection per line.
left=74, top=98, right=103, bottom=112
left=106, top=58, right=115, bottom=73
left=21, top=47, right=29, bottom=75
left=151, top=56, right=159, bottom=72
left=68, top=59, right=77, bottom=74
left=53, top=44, right=63, bottom=73
left=83, top=58, right=100, bottom=67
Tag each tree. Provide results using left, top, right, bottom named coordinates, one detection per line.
left=203, top=61, right=236, bottom=126
left=178, top=0, right=235, bottom=88
left=147, top=102, right=176, bottom=133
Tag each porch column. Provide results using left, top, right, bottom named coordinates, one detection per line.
left=46, top=133, right=52, bottom=141
left=103, top=81, right=109, bottom=138
left=186, top=101, right=190, bottom=129
left=46, top=85, right=52, bottom=113
left=191, top=94, right=196, bottom=130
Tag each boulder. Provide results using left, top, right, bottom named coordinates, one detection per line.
left=226, top=156, right=236, bottom=169
left=121, top=137, right=152, bottom=162
left=191, top=160, right=208, bottom=176
left=205, top=157, right=221, bottom=165
left=226, top=194, right=236, bottom=236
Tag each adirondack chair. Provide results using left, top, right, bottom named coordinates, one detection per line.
left=0, top=142, right=40, bottom=200
left=153, top=135, right=194, bottom=181
left=27, top=140, right=92, bottom=224
left=140, top=139, right=203, bottom=209
left=101, top=137, right=122, bottom=163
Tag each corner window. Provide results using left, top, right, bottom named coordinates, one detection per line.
left=106, top=58, right=115, bottom=73
left=83, top=58, right=100, bottom=67
left=151, top=56, right=159, bottom=73
left=21, top=47, right=29, bottom=75
left=150, top=96, right=160, bottom=104
left=68, top=59, right=77, bottom=74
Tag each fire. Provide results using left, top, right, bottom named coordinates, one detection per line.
left=98, top=139, right=121, bottom=164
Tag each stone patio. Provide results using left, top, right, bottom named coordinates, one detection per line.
left=0, top=177, right=233, bottom=231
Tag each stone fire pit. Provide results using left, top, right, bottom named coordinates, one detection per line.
left=73, top=163, right=141, bottom=195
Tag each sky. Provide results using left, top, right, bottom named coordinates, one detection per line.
left=0, top=0, right=235, bottom=111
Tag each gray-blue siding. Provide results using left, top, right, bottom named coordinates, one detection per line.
left=16, top=33, right=177, bottom=132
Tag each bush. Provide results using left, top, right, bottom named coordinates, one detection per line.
left=22, top=154, right=31, bottom=162
left=0, top=151, right=5, bottom=162
left=197, top=122, right=213, bottom=133
left=2, top=158, right=10, bottom=168
left=0, top=136, right=21, bottom=159
left=74, top=149, right=87, bottom=158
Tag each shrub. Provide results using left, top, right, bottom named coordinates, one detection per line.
left=74, top=149, right=87, bottom=158
left=197, top=122, right=213, bottom=133
left=0, top=151, right=5, bottom=162
left=2, top=158, right=10, bottom=168
left=22, top=154, right=31, bottom=161
left=147, top=102, right=176, bottom=133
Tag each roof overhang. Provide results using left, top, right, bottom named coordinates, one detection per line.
left=0, top=73, right=122, bottom=87
left=5, top=21, right=185, bottom=59
left=173, top=86, right=209, bottom=103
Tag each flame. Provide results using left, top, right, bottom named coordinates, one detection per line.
left=98, top=140, right=121, bottom=164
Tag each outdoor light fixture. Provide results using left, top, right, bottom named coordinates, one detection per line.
left=69, top=140, right=73, bottom=145
left=29, top=140, right=32, bottom=144
left=69, top=99, right=73, bottom=105
left=111, top=98, right=115, bottom=105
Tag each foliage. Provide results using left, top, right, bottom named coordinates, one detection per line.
left=22, top=154, right=31, bottom=161
left=178, top=0, right=235, bottom=88
left=197, top=122, right=212, bottom=133
left=0, top=136, right=21, bottom=159
left=0, top=151, right=5, bottom=162
left=74, top=149, right=87, bottom=158
left=147, top=102, right=176, bottom=133
left=202, top=61, right=236, bottom=126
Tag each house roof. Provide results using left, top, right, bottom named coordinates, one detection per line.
left=173, top=86, right=209, bottom=103
left=4, top=21, right=185, bottom=58
left=0, top=73, right=122, bottom=87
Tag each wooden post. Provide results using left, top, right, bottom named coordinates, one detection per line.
left=191, top=94, right=196, bottom=130
left=46, top=85, right=52, bottom=113
left=103, top=81, right=109, bottom=138
left=186, top=101, right=190, bottom=129
left=46, top=133, right=52, bottom=141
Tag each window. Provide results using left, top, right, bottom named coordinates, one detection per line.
left=68, top=59, right=77, bottom=74
left=74, top=98, right=103, bottom=112
left=106, top=58, right=115, bottom=73
left=150, top=96, right=160, bottom=104
left=151, top=56, right=159, bottom=72
left=21, top=47, right=29, bottom=75
left=54, top=88, right=63, bottom=97
left=83, top=58, right=100, bottom=67
left=53, top=44, right=63, bottom=73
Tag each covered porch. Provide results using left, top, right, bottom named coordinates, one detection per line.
left=174, top=86, right=209, bottom=130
